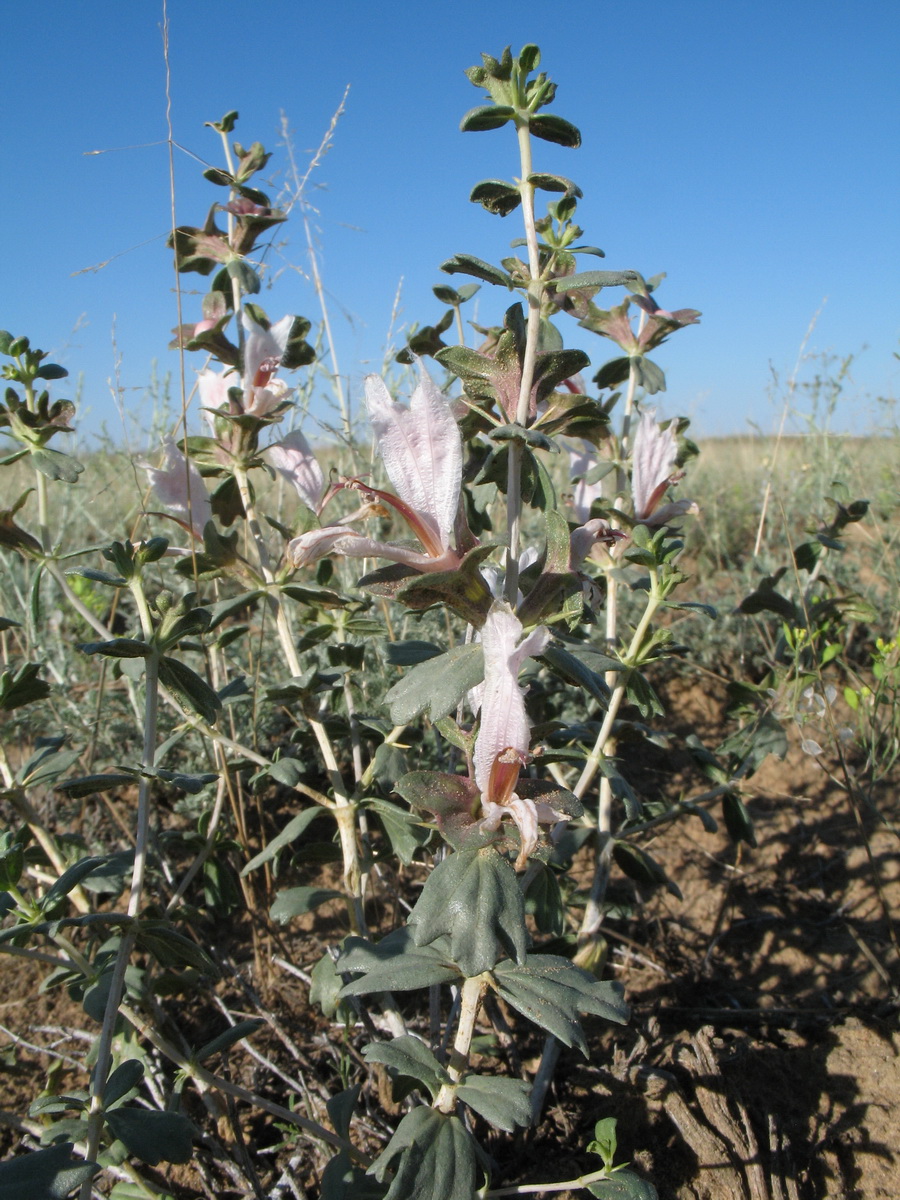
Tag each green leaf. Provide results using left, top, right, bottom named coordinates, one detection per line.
left=408, top=848, right=527, bottom=976
left=270, top=886, right=343, bottom=923
left=157, top=656, right=222, bottom=724
left=322, top=1154, right=387, bottom=1200
left=527, top=173, right=583, bottom=197
left=369, top=1108, right=476, bottom=1200
left=538, top=644, right=610, bottom=705
left=492, top=955, right=628, bottom=1054
left=385, top=643, right=484, bottom=724
left=384, top=640, right=442, bottom=667
left=40, top=856, right=110, bottom=911
left=240, top=807, right=328, bottom=875
left=721, top=792, right=756, bottom=847
left=737, top=574, right=798, bottom=622
left=77, top=638, right=152, bottom=659
left=587, top=1116, right=619, bottom=1168
left=362, top=1036, right=449, bottom=1099
left=30, top=447, right=84, bottom=484
left=65, top=567, right=128, bottom=588
left=195, top=1018, right=264, bottom=1063
left=633, top=356, right=666, bottom=395
left=18, top=742, right=81, bottom=788
left=525, top=865, right=565, bottom=936
left=0, top=1143, right=100, bottom=1199
left=587, top=1170, right=658, bottom=1200
left=612, top=842, right=681, bottom=898
left=105, top=1107, right=194, bottom=1166
left=104, top=1060, right=145, bottom=1108
left=440, top=253, right=513, bottom=288
left=365, top=798, right=430, bottom=865
left=339, top=927, right=459, bottom=995
left=460, top=105, right=515, bottom=132
left=456, top=1074, right=532, bottom=1131
left=55, top=773, right=136, bottom=798
left=310, top=949, right=357, bottom=1022
left=469, top=179, right=522, bottom=217
left=154, top=768, right=218, bottom=794
left=0, top=662, right=51, bottom=710
left=529, top=113, right=582, bottom=147
left=554, top=270, right=639, bottom=292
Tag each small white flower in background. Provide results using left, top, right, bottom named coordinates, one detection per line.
left=264, top=429, right=324, bottom=512
left=287, top=370, right=464, bottom=572
left=143, top=437, right=212, bottom=538
left=631, top=409, right=697, bottom=525
left=471, top=602, right=563, bottom=870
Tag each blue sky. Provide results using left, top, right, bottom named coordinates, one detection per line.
left=6, top=0, right=899, bottom=444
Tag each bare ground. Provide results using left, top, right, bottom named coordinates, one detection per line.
left=1, top=675, right=898, bottom=1198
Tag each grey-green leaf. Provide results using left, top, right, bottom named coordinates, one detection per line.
left=158, top=655, right=222, bottom=724
left=338, top=928, right=459, bottom=995
left=240, top=807, right=328, bottom=876
left=587, top=1169, right=659, bottom=1199
left=362, top=1036, right=449, bottom=1099
left=104, top=1060, right=145, bottom=1108
left=195, top=1018, right=264, bottom=1063
left=492, top=955, right=628, bottom=1054
left=385, top=643, right=484, bottom=724
left=0, top=1143, right=100, bottom=1199
left=105, top=1107, right=194, bottom=1165
left=369, top=1107, right=475, bottom=1200
left=408, top=848, right=527, bottom=976
left=456, top=1074, right=532, bottom=1131
left=270, top=886, right=343, bottom=923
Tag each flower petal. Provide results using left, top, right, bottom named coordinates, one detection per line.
left=631, top=409, right=678, bottom=520
left=364, top=371, right=462, bottom=548
left=144, top=437, right=211, bottom=537
left=265, top=429, right=324, bottom=510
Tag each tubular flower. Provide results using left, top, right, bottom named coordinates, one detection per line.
left=631, top=409, right=697, bottom=525
left=286, top=371, right=463, bottom=572
left=143, top=436, right=212, bottom=538
left=472, top=602, right=560, bottom=870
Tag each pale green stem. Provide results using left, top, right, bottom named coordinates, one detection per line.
left=434, top=975, right=487, bottom=1111
left=484, top=1166, right=618, bottom=1197
left=577, top=571, right=661, bottom=937
left=217, top=128, right=245, bottom=350
left=80, top=578, right=159, bottom=1196
left=504, top=121, right=543, bottom=606
left=574, top=569, right=661, bottom=801
left=585, top=354, right=644, bottom=932
left=232, top=461, right=363, bottom=921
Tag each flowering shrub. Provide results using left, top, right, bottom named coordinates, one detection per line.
left=0, top=42, right=826, bottom=1200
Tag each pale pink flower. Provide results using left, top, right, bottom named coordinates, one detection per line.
left=631, top=409, right=697, bottom=525
left=287, top=371, right=463, bottom=572
left=198, top=312, right=295, bottom=423
left=471, top=603, right=560, bottom=870
left=265, top=429, right=324, bottom=512
left=143, top=437, right=212, bottom=538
